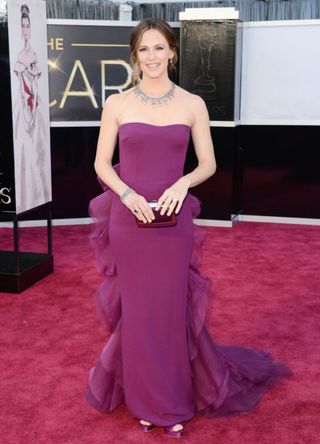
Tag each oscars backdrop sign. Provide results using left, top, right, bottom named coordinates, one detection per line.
left=47, top=22, right=134, bottom=124
left=8, top=0, right=52, bottom=214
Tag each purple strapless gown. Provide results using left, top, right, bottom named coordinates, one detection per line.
left=84, top=122, right=293, bottom=426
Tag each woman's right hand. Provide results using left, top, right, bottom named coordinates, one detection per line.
left=122, top=191, right=155, bottom=224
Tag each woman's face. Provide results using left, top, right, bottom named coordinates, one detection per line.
left=21, top=17, right=30, bottom=41
left=136, top=28, right=174, bottom=80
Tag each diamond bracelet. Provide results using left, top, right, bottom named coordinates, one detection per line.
left=120, top=187, right=134, bottom=203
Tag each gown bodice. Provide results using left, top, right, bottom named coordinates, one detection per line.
left=118, top=122, right=191, bottom=195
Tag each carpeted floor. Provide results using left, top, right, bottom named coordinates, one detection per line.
left=0, top=222, right=319, bottom=444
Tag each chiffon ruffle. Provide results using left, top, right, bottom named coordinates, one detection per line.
left=84, top=162, right=293, bottom=418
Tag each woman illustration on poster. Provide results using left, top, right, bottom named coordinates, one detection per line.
left=13, top=3, right=50, bottom=213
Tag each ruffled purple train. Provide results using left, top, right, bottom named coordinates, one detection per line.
left=84, top=162, right=293, bottom=421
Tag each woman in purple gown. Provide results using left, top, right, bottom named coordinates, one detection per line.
left=84, top=18, right=293, bottom=438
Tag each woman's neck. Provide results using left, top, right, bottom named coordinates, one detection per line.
left=139, top=76, right=172, bottom=96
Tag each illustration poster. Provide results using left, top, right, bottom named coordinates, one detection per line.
left=8, top=0, right=51, bottom=214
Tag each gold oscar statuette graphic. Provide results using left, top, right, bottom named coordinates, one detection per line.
left=0, top=187, right=12, bottom=205
left=193, top=29, right=218, bottom=100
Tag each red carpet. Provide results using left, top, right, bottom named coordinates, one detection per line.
left=0, top=222, right=319, bottom=444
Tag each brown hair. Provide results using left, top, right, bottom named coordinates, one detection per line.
left=21, top=4, right=30, bottom=25
left=130, top=18, right=178, bottom=85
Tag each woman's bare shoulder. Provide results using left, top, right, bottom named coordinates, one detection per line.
left=175, top=85, right=205, bottom=106
left=105, top=87, right=136, bottom=107
left=102, top=87, right=136, bottom=123
left=17, top=49, right=38, bottom=66
left=17, top=49, right=27, bottom=63
left=175, top=86, right=207, bottom=124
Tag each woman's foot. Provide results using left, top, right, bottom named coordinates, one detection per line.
left=164, top=423, right=184, bottom=438
left=139, top=419, right=155, bottom=432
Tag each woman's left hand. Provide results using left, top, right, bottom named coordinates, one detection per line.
left=156, top=177, right=191, bottom=215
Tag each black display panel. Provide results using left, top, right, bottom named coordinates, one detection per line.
left=180, top=20, right=237, bottom=121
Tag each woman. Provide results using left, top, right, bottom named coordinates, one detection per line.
left=13, top=4, right=50, bottom=213
left=84, top=18, right=293, bottom=438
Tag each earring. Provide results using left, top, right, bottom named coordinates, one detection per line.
left=169, top=58, right=173, bottom=64
left=134, top=63, right=141, bottom=74
left=133, top=63, right=142, bottom=82
left=133, top=64, right=140, bottom=79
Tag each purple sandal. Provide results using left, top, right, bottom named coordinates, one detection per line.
left=139, top=420, right=155, bottom=432
left=164, top=424, right=184, bottom=438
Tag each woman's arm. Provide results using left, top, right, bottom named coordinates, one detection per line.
left=29, top=72, right=38, bottom=132
left=94, top=94, right=155, bottom=223
left=28, top=54, right=40, bottom=131
left=93, top=94, right=127, bottom=196
left=156, top=95, right=216, bottom=215
left=184, top=94, right=217, bottom=186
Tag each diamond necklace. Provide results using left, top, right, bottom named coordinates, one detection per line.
left=134, top=81, right=176, bottom=106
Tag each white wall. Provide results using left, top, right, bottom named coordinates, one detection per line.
left=241, top=19, right=320, bottom=125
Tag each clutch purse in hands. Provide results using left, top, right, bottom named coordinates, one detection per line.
left=136, top=200, right=177, bottom=228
